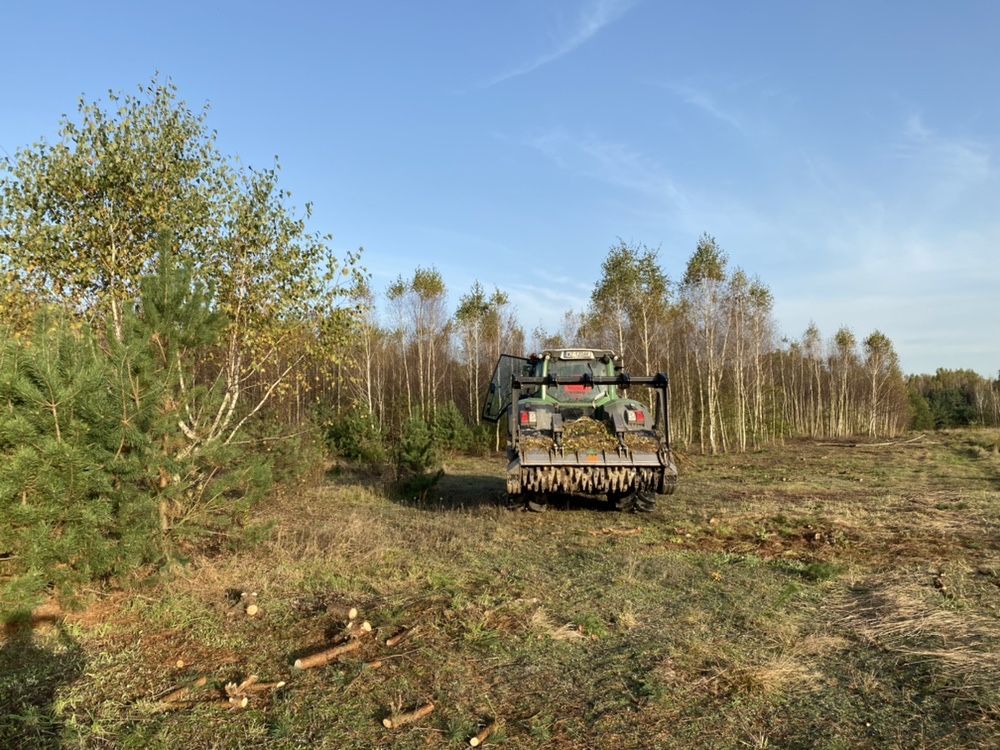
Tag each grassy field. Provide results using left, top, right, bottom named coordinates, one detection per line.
left=2, top=430, right=998, bottom=749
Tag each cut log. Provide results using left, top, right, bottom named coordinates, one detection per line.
left=159, top=676, right=208, bottom=704
left=225, top=675, right=259, bottom=698
left=470, top=721, right=497, bottom=747
left=385, top=625, right=419, bottom=648
left=330, top=619, right=372, bottom=645
left=219, top=695, right=249, bottom=709
left=243, top=680, right=286, bottom=694
left=383, top=702, right=435, bottom=729
left=293, top=639, right=362, bottom=670
left=226, top=590, right=259, bottom=617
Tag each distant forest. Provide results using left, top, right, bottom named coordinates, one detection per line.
left=331, top=237, right=999, bottom=454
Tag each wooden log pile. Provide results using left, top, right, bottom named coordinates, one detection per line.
left=147, top=595, right=493, bottom=734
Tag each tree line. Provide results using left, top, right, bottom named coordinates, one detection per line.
left=335, top=236, right=997, bottom=455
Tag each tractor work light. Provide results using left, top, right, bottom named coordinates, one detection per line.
left=626, top=409, right=646, bottom=425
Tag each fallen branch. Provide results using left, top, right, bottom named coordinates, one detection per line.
left=243, top=680, right=287, bottom=694
left=470, top=721, right=497, bottom=747
left=816, top=434, right=926, bottom=448
left=383, top=702, right=435, bottom=729
left=158, top=676, right=208, bottom=704
left=386, top=625, right=419, bottom=648
left=293, top=639, right=362, bottom=670
left=588, top=527, right=642, bottom=537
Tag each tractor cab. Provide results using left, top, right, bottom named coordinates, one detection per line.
left=482, top=348, right=618, bottom=420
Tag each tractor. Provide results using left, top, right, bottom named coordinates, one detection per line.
left=482, top=348, right=678, bottom=512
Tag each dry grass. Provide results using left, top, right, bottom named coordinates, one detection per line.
left=840, top=578, right=1000, bottom=707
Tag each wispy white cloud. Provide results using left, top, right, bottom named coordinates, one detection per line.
left=504, top=281, right=592, bottom=335
left=484, top=0, right=635, bottom=87
left=772, top=224, right=1000, bottom=374
left=893, top=114, right=993, bottom=207
left=524, top=128, right=687, bottom=209
left=661, top=82, right=745, bottom=131
left=520, top=128, right=775, bottom=244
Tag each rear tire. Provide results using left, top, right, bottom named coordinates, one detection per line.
left=509, top=492, right=548, bottom=512
left=526, top=496, right=548, bottom=513
left=634, top=491, right=657, bottom=513
left=610, top=490, right=657, bottom=513
left=610, top=492, right=630, bottom=511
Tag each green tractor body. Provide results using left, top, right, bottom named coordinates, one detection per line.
left=483, top=348, right=678, bottom=511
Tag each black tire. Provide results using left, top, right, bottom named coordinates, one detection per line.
left=633, top=491, right=657, bottom=513
left=510, top=492, right=547, bottom=512
left=609, top=492, right=631, bottom=511
left=610, top=490, right=657, bottom=513
left=526, top=497, right=548, bottom=513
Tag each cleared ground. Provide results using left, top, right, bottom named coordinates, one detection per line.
left=2, top=430, right=998, bottom=749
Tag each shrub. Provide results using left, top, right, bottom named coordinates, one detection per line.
left=0, top=251, right=278, bottom=616
left=0, top=315, right=156, bottom=613
left=432, top=401, right=472, bottom=453
left=395, top=415, right=442, bottom=498
left=323, top=406, right=387, bottom=467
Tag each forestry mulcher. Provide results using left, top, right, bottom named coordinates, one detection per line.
left=483, top=348, right=678, bottom=512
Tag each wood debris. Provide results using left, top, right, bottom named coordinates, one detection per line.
left=220, top=674, right=285, bottom=708
left=469, top=721, right=497, bottom=746
left=342, top=620, right=373, bottom=639
left=335, top=606, right=360, bottom=621
left=225, top=675, right=258, bottom=698
left=383, top=701, right=434, bottom=729
left=154, top=676, right=208, bottom=710
left=226, top=590, right=259, bottom=618
left=588, top=527, right=642, bottom=537
left=220, top=695, right=249, bottom=710
left=385, top=625, right=419, bottom=648
left=293, top=639, right=361, bottom=670
left=242, top=680, right=287, bottom=694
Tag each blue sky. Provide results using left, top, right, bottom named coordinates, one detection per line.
left=2, top=1, right=998, bottom=375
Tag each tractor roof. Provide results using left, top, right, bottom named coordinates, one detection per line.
left=540, top=348, right=617, bottom=360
